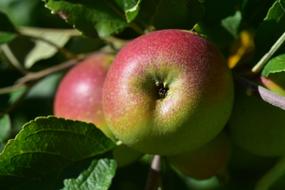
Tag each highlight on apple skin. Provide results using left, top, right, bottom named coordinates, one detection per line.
left=102, top=29, right=234, bottom=155
left=167, top=132, right=231, bottom=180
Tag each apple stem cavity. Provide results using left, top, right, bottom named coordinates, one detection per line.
left=155, top=81, right=168, bottom=99
left=144, top=155, right=161, bottom=190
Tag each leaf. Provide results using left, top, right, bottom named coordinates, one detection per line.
left=20, top=27, right=76, bottom=68
left=0, top=11, right=17, bottom=44
left=0, top=32, right=16, bottom=45
left=0, top=114, right=11, bottom=142
left=62, top=158, right=117, bottom=190
left=43, top=0, right=128, bottom=37
left=255, top=0, right=285, bottom=61
left=221, top=10, right=242, bottom=38
left=265, top=0, right=285, bottom=22
left=0, top=11, right=17, bottom=33
left=9, top=86, right=28, bottom=105
left=0, top=116, right=115, bottom=189
left=262, top=54, right=285, bottom=76
left=115, top=0, right=142, bottom=23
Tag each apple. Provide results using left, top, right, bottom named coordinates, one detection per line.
left=102, top=29, right=234, bottom=155
left=229, top=85, right=285, bottom=157
left=54, top=52, right=141, bottom=166
left=167, top=132, right=231, bottom=180
left=54, top=52, right=114, bottom=138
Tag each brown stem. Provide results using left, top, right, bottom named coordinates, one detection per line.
left=144, top=155, right=161, bottom=190
left=0, top=55, right=85, bottom=95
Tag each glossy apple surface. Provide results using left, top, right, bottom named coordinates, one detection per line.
left=167, top=133, right=231, bottom=180
left=103, top=29, right=234, bottom=155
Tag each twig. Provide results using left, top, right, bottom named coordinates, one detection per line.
left=17, top=54, right=84, bottom=84
left=144, top=155, right=161, bottom=190
left=235, top=76, right=285, bottom=111
left=252, top=31, right=285, bottom=73
left=0, top=55, right=85, bottom=95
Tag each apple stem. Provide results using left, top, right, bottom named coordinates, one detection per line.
left=255, top=157, right=285, bottom=190
left=251, top=31, right=285, bottom=73
left=144, top=155, right=161, bottom=190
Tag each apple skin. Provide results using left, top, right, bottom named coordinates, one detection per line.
left=54, top=52, right=142, bottom=166
left=167, top=132, right=231, bottom=180
left=102, top=29, right=234, bottom=155
left=229, top=85, right=285, bottom=157
left=54, top=52, right=114, bottom=138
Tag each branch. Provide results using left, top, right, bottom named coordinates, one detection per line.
left=0, top=55, right=85, bottom=95
left=144, top=155, right=161, bottom=190
left=251, top=31, right=285, bottom=73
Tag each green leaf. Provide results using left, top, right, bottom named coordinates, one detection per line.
left=43, top=0, right=128, bottom=37
left=221, top=10, right=242, bottom=38
left=0, top=11, right=17, bottom=33
left=0, top=116, right=115, bottom=189
left=20, top=27, right=75, bottom=68
left=62, top=158, right=117, bottom=190
left=262, top=54, right=285, bottom=76
left=0, top=11, right=17, bottom=44
left=255, top=0, right=285, bottom=61
left=265, top=0, right=285, bottom=22
left=115, top=0, right=141, bottom=23
left=0, top=114, right=11, bottom=142
left=0, top=32, right=16, bottom=45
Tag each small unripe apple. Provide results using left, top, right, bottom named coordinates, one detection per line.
left=103, top=29, right=234, bottom=155
left=167, top=133, right=231, bottom=180
left=229, top=85, right=285, bottom=157
left=54, top=52, right=141, bottom=166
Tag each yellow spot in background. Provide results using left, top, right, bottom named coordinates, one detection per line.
left=228, top=31, right=255, bottom=69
